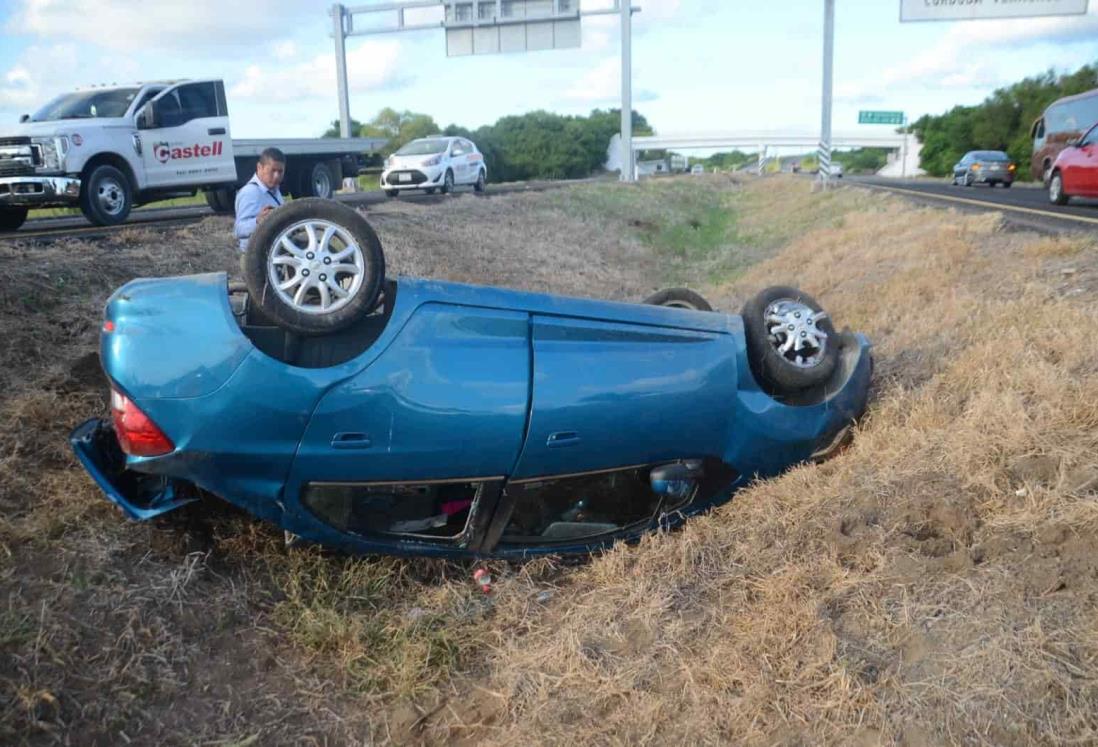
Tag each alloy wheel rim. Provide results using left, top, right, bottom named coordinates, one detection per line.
left=764, top=299, right=829, bottom=368
left=267, top=219, right=366, bottom=315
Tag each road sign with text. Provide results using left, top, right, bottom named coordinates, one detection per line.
left=859, top=110, right=904, bottom=125
left=900, top=0, right=1088, bottom=22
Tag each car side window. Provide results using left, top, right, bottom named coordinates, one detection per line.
left=462, top=139, right=476, bottom=153
left=177, top=83, right=218, bottom=121
left=451, top=140, right=467, bottom=157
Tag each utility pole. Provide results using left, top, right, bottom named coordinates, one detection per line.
left=620, top=0, right=634, bottom=182
left=817, top=0, right=834, bottom=187
left=332, top=3, right=352, bottom=138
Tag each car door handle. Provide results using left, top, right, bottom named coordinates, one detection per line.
left=331, top=432, right=371, bottom=449
left=208, top=127, right=226, bottom=135
left=547, top=431, right=580, bottom=448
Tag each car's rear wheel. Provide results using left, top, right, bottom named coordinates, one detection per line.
left=425, top=187, right=436, bottom=195
left=742, top=286, right=838, bottom=394
left=243, top=198, right=385, bottom=336
left=474, top=169, right=486, bottom=193
left=0, top=207, right=28, bottom=231
left=1049, top=171, right=1069, bottom=205
left=643, top=287, right=713, bottom=311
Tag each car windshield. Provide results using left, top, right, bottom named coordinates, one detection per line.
left=395, top=139, right=449, bottom=156
left=30, top=88, right=141, bottom=122
left=970, top=151, right=1010, bottom=161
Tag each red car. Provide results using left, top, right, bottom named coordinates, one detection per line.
left=1049, top=123, right=1098, bottom=205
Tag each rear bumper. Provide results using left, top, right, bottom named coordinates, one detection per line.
left=69, top=418, right=196, bottom=520
left=0, top=175, right=81, bottom=207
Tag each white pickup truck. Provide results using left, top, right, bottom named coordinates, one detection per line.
left=0, top=79, right=384, bottom=231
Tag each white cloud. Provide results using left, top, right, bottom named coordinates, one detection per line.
left=0, top=44, right=80, bottom=110
left=6, top=0, right=321, bottom=52
left=273, top=40, right=298, bottom=61
left=953, top=8, right=1098, bottom=46
left=563, top=55, right=656, bottom=105
left=229, top=40, right=407, bottom=103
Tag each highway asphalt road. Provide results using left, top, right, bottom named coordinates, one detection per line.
left=2, top=180, right=575, bottom=241
left=848, top=176, right=1098, bottom=233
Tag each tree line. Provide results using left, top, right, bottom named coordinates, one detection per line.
left=325, top=108, right=653, bottom=182
left=911, top=63, right=1098, bottom=179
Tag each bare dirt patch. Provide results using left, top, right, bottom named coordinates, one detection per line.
left=2, top=176, right=1097, bottom=745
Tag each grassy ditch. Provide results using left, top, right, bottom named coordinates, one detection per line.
left=1, top=176, right=1096, bottom=744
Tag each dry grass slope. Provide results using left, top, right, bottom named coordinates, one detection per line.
left=1, top=176, right=1096, bottom=745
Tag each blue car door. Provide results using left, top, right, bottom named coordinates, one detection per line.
left=511, top=314, right=738, bottom=480
left=284, top=302, right=529, bottom=545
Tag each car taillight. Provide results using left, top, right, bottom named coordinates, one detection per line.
left=110, top=388, right=174, bottom=457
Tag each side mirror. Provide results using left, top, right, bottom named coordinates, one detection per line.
left=136, top=102, right=156, bottom=130
left=18, top=114, right=29, bottom=123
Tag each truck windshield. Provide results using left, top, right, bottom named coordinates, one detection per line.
left=30, top=88, right=141, bottom=122
left=395, top=139, right=449, bottom=156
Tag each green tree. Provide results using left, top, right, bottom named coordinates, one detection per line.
left=912, top=63, right=1098, bottom=179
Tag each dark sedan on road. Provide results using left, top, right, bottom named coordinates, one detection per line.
left=952, top=151, right=1016, bottom=188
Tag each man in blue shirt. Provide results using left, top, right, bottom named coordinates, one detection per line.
left=234, top=147, right=286, bottom=252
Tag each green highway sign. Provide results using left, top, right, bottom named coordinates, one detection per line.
left=858, top=110, right=904, bottom=125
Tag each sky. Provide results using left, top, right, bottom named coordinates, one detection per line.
left=1, top=0, right=1096, bottom=149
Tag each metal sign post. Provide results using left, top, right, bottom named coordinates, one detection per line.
left=816, top=0, right=834, bottom=187
left=620, top=0, right=633, bottom=183
left=329, top=1, right=639, bottom=179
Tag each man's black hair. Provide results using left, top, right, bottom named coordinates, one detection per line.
left=259, top=147, right=286, bottom=165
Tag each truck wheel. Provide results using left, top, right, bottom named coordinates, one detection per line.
left=204, top=187, right=236, bottom=214
left=0, top=207, right=28, bottom=231
left=742, top=286, right=838, bottom=394
left=80, top=164, right=132, bottom=226
left=303, top=161, right=335, bottom=199
left=243, top=198, right=384, bottom=336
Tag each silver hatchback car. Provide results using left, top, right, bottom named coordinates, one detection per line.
left=952, top=150, right=1015, bottom=188
left=381, top=136, right=487, bottom=197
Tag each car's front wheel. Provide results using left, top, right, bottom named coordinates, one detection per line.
left=243, top=198, right=385, bottom=336
left=441, top=170, right=454, bottom=195
left=385, top=189, right=398, bottom=198
left=643, top=287, right=713, bottom=311
left=742, top=286, right=838, bottom=394
left=80, top=164, right=132, bottom=226
left=1049, top=171, right=1069, bottom=205
left=0, top=207, right=28, bottom=231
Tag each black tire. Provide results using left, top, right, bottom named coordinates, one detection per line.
left=1003, top=182, right=1012, bottom=189
left=301, top=161, right=335, bottom=199
left=741, top=286, right=838, bottom=394
left=643, top=287, right=713, bottom=311
left=963, top=172, right=973, bottom=187
left=204, top=187, right=236, bottom=214
left=243, top=198, right=384, bottom=336
left=425, top=187, right=436, bottom=195
left=441, top=169, right=454, bottom=195
left=474, top=169, right=486, bottom=193
left=385, top=189, right=399, bottom=198
left=1049, top=171, right=1069, bottom=206
left=0, top=207, right=28, bottom=231
left=80, top=164, right=132, bottom=226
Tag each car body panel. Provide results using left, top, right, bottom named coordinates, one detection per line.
left=75, top=272, right=872, bottom=558
left=1052, top=124, right=1098, bottom=198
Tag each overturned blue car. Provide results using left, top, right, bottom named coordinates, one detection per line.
left=70, top=199, right=872, bottom=558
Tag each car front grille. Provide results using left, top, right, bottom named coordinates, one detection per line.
left=388, top=170, right=428, bottom=185
left=0, top=160, right=34, bottom=177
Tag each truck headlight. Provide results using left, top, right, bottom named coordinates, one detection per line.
left=31, top=136, right=68, bottom=172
